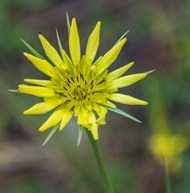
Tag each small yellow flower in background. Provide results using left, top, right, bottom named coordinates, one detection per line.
left=148, top=134, right=188, bottom=172
left=144, top=75, right=188, bottom=172
left=17, top=17, right=149, bottom=142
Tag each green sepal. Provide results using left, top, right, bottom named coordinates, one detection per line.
left=77, top=125, right=83, bottom=146
left=107, top=107, right=142, bottom=123
left=66, top=12, right=71, bottom=34
left=146, top=69, right=155, bottom=75
left=8, top=89, right=19, bottom=93
left=21, top=39, right=44, bottom=59
left=116, top=30, right=130, bottom=44
left=42, top=124, right=59, bottom=146
left=55, top=28, right=63, bottom=52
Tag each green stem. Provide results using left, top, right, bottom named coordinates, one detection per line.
left=162, top=155, right=172, bottom=193
left=86, top=130, right=114, bottom=193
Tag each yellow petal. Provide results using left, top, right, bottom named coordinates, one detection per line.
left=96, top=116, right=106, bottom=125
left=24, top=79, right=50, bottom=86
left=44, top=96, right=62, bottom=102
left=96, top=106, right=107, bottom=125
left=81, top=105, right=88, bottom=118
left=109, top=93, right=148, bottom=105
left=105, top=100, right=117, bottom=108
left=91, top=92, right=110, bottom=100
left=87, top=111, right=96, bottom=124
left=105, top=62, right=134, bottom=81
left=77, top=113, right=88, bottom=125
left=91, top=123, right=99, bottom=140
left=24, top=53, right=53, bottom=76
left=24, top=101, right=62, bottom=115
left=60, top=111, right=73, bottom=130
left=84, top=100, right=93, bottom=111
left=39, top=109, right=64, bottom=132
left=85, top=21, right=101, bottom=62
left=110, top=73, right=147, bottom=89
left=61, top=49, right=75, bottom=75
left=93, top=82, right=107, bottom=92
left=69, top=18, right=81, bottom=65
left=38, top=34, right=63, bottom=66
left=18, top=84, right=55, bottom=97
left=95, top=38, right=127, bottom=75
left=99, top=106, right=108, bottom=116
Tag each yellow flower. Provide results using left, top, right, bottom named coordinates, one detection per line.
left=17, top=18, right=149, bottom=141
left=148, top=134, right=188, bottom=172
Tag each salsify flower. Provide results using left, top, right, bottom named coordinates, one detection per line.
left=17, top=17, right=149, bottom=142
left=148, top=134, right=187, bottom=172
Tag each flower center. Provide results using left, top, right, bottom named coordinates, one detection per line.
left=74, top=86, right=87, bottom=100
left=52, top=68, right=95, bottom=103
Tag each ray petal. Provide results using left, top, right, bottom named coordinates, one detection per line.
left=69, top=18, right=81, bottom=65
left=24, top=53, right=54, bottom=76
left=95, top=38, right=127, bottom=75
left=110, top=73, right=147, bottom=89
left=24, top=79, right=50, bottom=86
left=61, top=49, right=75, bottom=75
left=39, top=109, right=64, bottom=132
left=38, top=34, right=63, bottom=66
left=109, top=93, right=148, bottom=105
left=91, top=123, right=99, bottom=140
left=24, top=101, right=62, bottom=114
left=59, top=110, right=73, bottom=130
left=18, top=85, right=55, bottom=97
left=105, top=62, right=134, bottom=81
left=85, top=21, right=101, bottom=62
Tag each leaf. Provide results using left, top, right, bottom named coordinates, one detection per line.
left=21, top=39, right=44, bottom=59
left=77, top=125, right=83, bottom=146
left=56, top=28, right=63, bottom=51
left=106, top=107, right=142, bottom=123
left=42, top=124, right=59, bottom=146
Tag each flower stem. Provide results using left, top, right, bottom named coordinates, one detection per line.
left=86, top=130, right=114, bottom=193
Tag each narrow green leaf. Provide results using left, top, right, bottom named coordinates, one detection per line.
left=66, top=12, right=71, bottom=34
left=77, top=125, right=83, bottom=146
left=116, top=30, right=130, bottom=44
left=21, top=39, right=44, bottom=59
left=42, top=125, right=59, bottom=146
left=107, top=107, right=142, bottom=123
left=162, top=154, right=172, bottom=193
left=56, top=28, right=63, bottom=51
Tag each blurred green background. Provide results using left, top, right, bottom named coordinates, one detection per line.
left=0, top=0, right=190, bottom=193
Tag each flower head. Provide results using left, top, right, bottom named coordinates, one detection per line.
left=148, top=134, right=187, bottom=172
left=17, top=18, right=149, bottom=141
